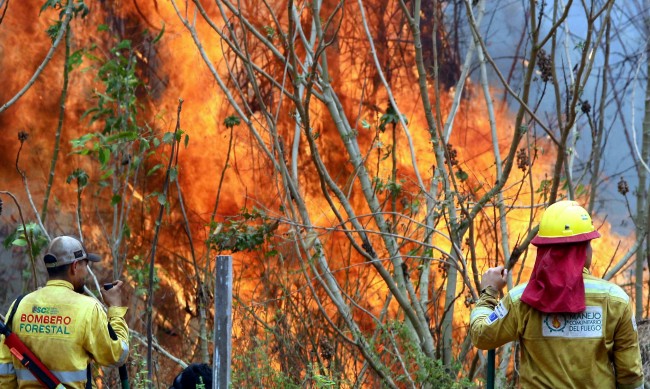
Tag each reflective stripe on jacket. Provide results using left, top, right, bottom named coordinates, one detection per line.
left=470, top=268, right=644, bottom=389
left=0, top=280, right=129, bottom=389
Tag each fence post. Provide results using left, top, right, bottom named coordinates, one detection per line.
left=213, top=255, right=233, bottom=389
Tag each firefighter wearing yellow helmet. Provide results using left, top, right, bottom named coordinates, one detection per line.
left=470, top=200, right=643, bottom=388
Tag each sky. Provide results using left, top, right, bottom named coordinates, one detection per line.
left=474, top=1, right=649, bottom=235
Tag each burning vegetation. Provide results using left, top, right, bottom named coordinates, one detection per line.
left=0, top=0, right=647, bottom=388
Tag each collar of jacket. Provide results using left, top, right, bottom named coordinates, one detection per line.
left=46, top=279, right=74, bottom=290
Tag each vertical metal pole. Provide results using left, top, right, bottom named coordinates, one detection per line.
left=487, top=349, right=495, bottom=389
left=213, top=255, right=233, bottom=389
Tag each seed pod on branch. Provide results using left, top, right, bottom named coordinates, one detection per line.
left=517, top=148, right=529, bottom=172
left=18, top=130, right=29, bottom=143
left=617, top=177, right=629, bottom=196
left=319, top=339, right=334, bottom=361
left=536, top=49, right=553, bottom=82
left=446, top=143, right=458, bottom=166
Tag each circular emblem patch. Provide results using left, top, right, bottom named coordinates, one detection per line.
left=544, top=314, right=566, bottom=332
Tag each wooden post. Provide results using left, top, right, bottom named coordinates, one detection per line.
left=213, top=255, right=233, bottom=389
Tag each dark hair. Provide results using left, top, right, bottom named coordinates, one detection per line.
left=170, top=363, right=213, bottom=389
left=46, top=263, right=72, bottom=278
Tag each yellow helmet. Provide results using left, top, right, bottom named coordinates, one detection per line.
left=531, top=200, right=601, bottom=245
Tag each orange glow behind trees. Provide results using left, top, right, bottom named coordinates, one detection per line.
left=0, top=1, right=644, bottom=387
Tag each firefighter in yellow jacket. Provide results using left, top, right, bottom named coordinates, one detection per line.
left=471, top=201, right=644, bottom=388
left=0, top=235, right=129, bottom=388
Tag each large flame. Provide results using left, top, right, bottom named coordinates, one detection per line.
left=0, top=1, right=640, bottom=387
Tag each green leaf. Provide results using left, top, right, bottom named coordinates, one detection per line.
left=98, top=147, right=111, bottom=166
left=45, top=21, right=63, bottom=43
left=116, top=40, right=132, bottom=50
left=361, top=119, right=371, bottom=129
left=162, top=132, right=175, bottom=144
left=153, top=23, right=165, bottom=44
left=105, top=131, right=138, bottom=143
left=70, top=133, right=96, bottom=149
left=455, top=170, right=469, bottom=182
left=139, top=138, right=150, bottom=152
left=111, top=194, right=122, bottom=206
left=122, top=224, right=131, bottom=239
left=80, top=107, right=96, bottom=120
left=157, top=193, right=166, bottom=205
left=73, top=1, right=89, bottom=18
left=98, top=24, right=109, bottom=32
left=224, top=114, right=241, bottom=129
left=93, top=91, right=115, bottom=103
left=536, top=179, right=550, bottom=193
left=12, top=238, right=28, bottom=247
left=68, top=50, right=84, bottom=71
left=147, top=163, right=164, bottom=176
left=184, top=134, right=189, bottom=148
left=263, top=26, right=276, bottom=40
left=169, top=167, right=178, bottom=182
left=66, top=168, right=89, bottom=188
left=100, top=168, right=114, bottom=180
left=40, top=0, right=61, bottom=14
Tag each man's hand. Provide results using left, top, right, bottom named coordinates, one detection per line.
left=101, top=280, right=124, bottom=308
left=480, top=266, right=507, bottom=292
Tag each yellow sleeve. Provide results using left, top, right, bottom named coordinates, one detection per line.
left=470, top=287, right=519, bottom=350
left=0, top=334, right=18, bottom=389
left=612, top=301, right=644, bottom=389
left=0, top=301, right=18, bottom=389
left=82, top=303, right=129, bottom=367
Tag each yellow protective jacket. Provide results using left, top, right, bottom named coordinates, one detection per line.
left=470, top=268, right=644, bottom=388
left=0, top=280, right=129, bottom=389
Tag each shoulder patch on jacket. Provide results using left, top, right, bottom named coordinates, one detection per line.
left=485, top=311, right=499, bottom=325
left=485, top=301, right=509, bottom=325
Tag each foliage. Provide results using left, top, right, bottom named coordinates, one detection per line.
left=127, top=255, right=159, bottom=297
left=223, top=114, right=241, bottom=129
left=230, top=339, right=302, bottom=388
left=373, top=177, right=404, bottom=199
left=3, top=223, right=49, bottom=258
left=70, top=34, right=152, bottom=187
left=387, top=320, right=475, bottom=388
left=207, top=208, right=279, bottom=253
left=128, top=342, right=153, bottom=389
left=41, top=0, right=89, bottom=19
left=2, top=0, right=646, bottom=388
left=378, top=102, right=407, bottom=132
